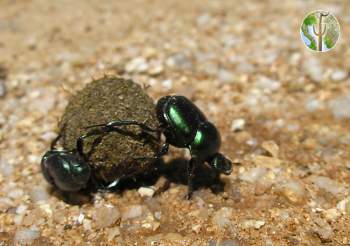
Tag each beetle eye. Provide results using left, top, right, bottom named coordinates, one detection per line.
left=209, top=153, right=232, bottom=175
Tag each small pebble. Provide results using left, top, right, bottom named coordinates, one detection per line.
left=125, top=57, right=148, bottom=73
left=218, top=69, right=235, bottom=83
left=106, top=227, right=120, bottom=241
left=121, top=205, right=143, bottom=221
left=208, top=239, right=241, bottom=246
left=138, top=186, right=155, bottom=197
left=161, top=79, right=173, bottom=89
left=74, top=213, right=85, bottom=225
left=255, top=76, right=281, bottom=93
left=14, top=228, right=40, bottom=245
left=329, top=96, right=350, bottom=119
left=278, top=180, right=306, bottom=205
left=312, top=218, right=333, bottom=241
left=323, top=208, right=340, bottom=221
left=261, top=140, right=279, bottom=158
left=241, top=219, right=265, bottom=229
left=148, top=62, right=164, bottom=76
left=93, top=205, right=120, bottom=229
left=230, top=118, right=245, bottom=132
left=52, top=209, right=67, bottom=224
left=166, top=53, right=192, bottom=70
left=196, top=13, right=211, bottom=27
left=212, top=207, right=233, bottom=229
left=29, top=186, right=50, bottom=202
left=254, top=155, right=282, bottom=168
left=330, top=69, right=348, bottom=81
left=83, top=219, right=92, bottom=231
left=305, top=98, right=324, bottom=112
left=310, top=176, right=347, bottom=195
left=304, top=58, right=324, bottom=83
left=9, top=188, right=24, bottom=199
left=239, top=167, right=268, bottom=183
left=16, top=204, right=28, bottom=215
left=192, top=224, right=201, bottom=233
left=336, top=197, right=350, bottom=214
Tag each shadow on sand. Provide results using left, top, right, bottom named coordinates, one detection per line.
left=52, top=158, right=226, bottom=205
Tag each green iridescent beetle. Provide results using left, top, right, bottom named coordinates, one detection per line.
left=154, top=95, right=232, bottom=198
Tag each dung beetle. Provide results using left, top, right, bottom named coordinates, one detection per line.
left=83, top=95, right=232, bottom=198
left=41, top=121, right=156, bottom=192
left=41, top=134, right=91, bottom=192
left=155, top=95, right=232, bottom=198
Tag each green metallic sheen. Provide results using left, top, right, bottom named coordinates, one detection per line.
left=168, top=105, right=191, bottom=134
left=193, top=129, right=204, bottom=146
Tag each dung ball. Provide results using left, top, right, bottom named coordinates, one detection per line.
left=59, top=77, right=160, bottom=182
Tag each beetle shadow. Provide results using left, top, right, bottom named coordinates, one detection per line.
left=54, top=157, right=225, bottom=205
left=116, top=157, right=225, bottom=195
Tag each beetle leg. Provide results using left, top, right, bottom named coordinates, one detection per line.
left=157, top=143, right=169, bottom=158
left=85, top=120, right=158, bottom=133
left=51, top=122, right=70, bottom=150
left=186, top=157, right=199, bottom=199
left=50, top=133, right=62, bottom=150
left=77, top=128, right=107, bottom=157
left=89, top=171, right=120, bottom=193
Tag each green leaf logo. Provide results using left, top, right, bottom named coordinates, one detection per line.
left=300, top=10, right=340, bottom=52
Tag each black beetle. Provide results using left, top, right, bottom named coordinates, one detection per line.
left=155, top=95, right=232, bottom=198
left=41, top=121, right=155, bottom=192
left=41, top=134, right=91, bottom=192
left=41, top=95, right=232, bottom=198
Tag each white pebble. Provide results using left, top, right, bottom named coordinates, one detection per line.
left=74, top=213, right=85, bottom=225
left=93, top=205, right=120, bottom=229
left=305, top=98, right=324, bottom=112
left=310, top=176, right=347, bottom=195
left=336, top=197, right=350, bottom=214
left=241, top=219, right=265, bottom=229
left=304, top=58, right=324, bottom=83
left=29, top=186, right=50, bottom=202
left=230, top=118, right=245, bottom=132
left=122, top=205, right=143, bottom=221
left=255, top=76, right=281, bottom=93
left=9, top=188, right=24, bottom=199
left=0, top=161, right=13, bottom=176
left=83, top=219, right=92, bottom=231
left=261, top=140, right=279, bottom=158
left=212, top=207, right=233, bottom=229
left=166, top=53, right=192, bottom=70
left=16, top=204, right=28, bottom=214
left=196, top=13, right=211, bottom=27
left=279, top=180, right=306, bottom=205
left=138, top=187, right=155, bottom=197
left=239, top=167, right=268, bottom=183
left=161, top=79, right=172, bottom=89
left=14, top=228, right=40, bottom=245
left=330, top=69, right=348, bottom=81
left=323, top=208, right=341, bottom=221
left=106, top=227, right=121, bottom=241
left=218, top=69, right=235, bottom=83
left=329, top=96, right=350, bottom=119
left=125, top=57, right=148, bottom=73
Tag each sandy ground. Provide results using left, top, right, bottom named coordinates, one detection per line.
left=0, top=0, right=350, bottom=245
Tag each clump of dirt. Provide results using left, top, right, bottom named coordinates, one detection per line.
left=59, top=77, right=160, bottom=182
